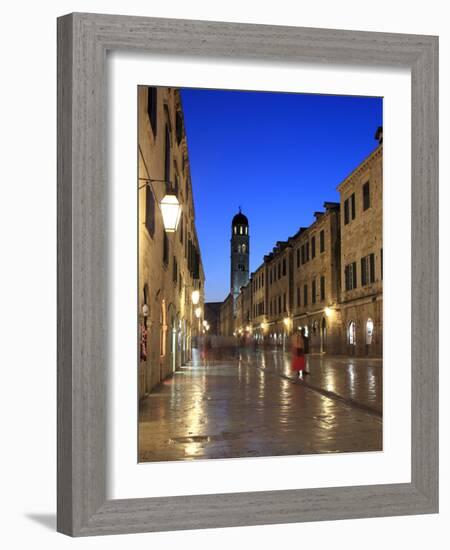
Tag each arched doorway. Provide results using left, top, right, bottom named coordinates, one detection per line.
left=311, top=320, right=319, bottom=352
left=160, top=299, right=167, bottom=380
left=167, top=304, right=177, bottom=374
left=320, top=317, right=327, bottom=353
left=348, top=320, right=356, bottom=355
left=140, top=284, right=150, bottom=395
left=365, top=318, right=374, bottom=355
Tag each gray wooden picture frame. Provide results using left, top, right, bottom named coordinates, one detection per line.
left=57, top=12, right=439, bottom=537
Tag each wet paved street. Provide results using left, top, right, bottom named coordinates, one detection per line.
left=139, top=350, right=382, bottom=462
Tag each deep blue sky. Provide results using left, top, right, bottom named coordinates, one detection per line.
left=180, top=88, right=382, bottom=303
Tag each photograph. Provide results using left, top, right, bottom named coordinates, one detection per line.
left=138, top=85, right=383, bottom=463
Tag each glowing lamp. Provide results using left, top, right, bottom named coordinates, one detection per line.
left=324, top=307, right=332, bottom=317
left=160, top=194, right=182, bottom=232
left=194, top=307, right=202, bottom=319
left=192, top=290, right=200, bottom=305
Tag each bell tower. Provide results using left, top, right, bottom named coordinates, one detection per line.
left=230, top=208, right=250, bottom=310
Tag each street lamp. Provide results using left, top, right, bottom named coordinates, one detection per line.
left=191, top=290, right=200, bottom=305
left=160, top=193, right=182, bottom=232
left=324, top=306, right=332, bottom=317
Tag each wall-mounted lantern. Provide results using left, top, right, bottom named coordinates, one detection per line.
left=191, top=290, right=200, bottom=305
left=160, top=193, right=182, bottom=232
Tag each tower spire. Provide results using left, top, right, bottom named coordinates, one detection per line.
left=230, top=209, right=250, bottom=312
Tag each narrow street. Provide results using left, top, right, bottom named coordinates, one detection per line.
left=139, top=350, right=382, bottom=462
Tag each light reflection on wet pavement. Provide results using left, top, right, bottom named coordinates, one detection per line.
left=139, top=350, right=382, bottom=462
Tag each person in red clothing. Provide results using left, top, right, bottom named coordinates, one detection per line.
left=291, top=328, right=308, bottom=379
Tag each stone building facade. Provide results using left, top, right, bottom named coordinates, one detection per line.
left=138, top=86, right=205, bottom=399
left=265, top=242, right=294, bottom=349
left=250, top=262, right=268, bottom=343
left=235, top=279, right=253, bottom=344
left=219, top=293, right=234, bottom=337
left=337, top=137, right=383, bottom=357
left=216, top=129, right=382, bottom=358
left=290, top=202, right=342, bottom=354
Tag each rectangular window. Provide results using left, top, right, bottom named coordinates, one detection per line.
left=351, top=192, right=356, bottom=220
left=369, top=253, right=375, bottom=283
left=172, top=256, right=178, bottom=283
left=297, top=287, right=300, bottom=306
left=297, top=248, right=300, bottom=268
left=320, top=229, right=325, bottom=253
left=381, top=248, right=383, bottom=280
left=145, top=185, right=155, bottom=238
left=320, top=276, right=325, bottom=301
left=363, top=181, right=370, bottom=210
left=147, top=87, right=157, bottom=135
left=305, top=242, right=310, bottom=262
left=344, top=199, right=349, bottom=225
left=283, top=293, right=286, bottom=312
left=361, top=254, right=376, bottom=286
left=303, top=284, right=308, bottom=306
left=262, top=273, right=264, bottom=287
left=176, top=110, right=183, bottom=145
left=312, top=279, right=316, bottom=304
left=278, top=295, right=282, bottom=314
left=269, top=269, right=272, bottom=285
left=278, top=262, right=281, bottom=279
left=164, top=124, right=171, bottom=186
left=163, top=232, right=169, bottom=265
left=301, top=245, right=305, bottom=264
left=361, top=256, right=367, bottom=286
left=345, top=262, right=357, bottom=291
left=311, top=236, right=316, bottom=259
left=282, top=258, right=286, bottom=276
left=179, top=213, right=183, bottom=243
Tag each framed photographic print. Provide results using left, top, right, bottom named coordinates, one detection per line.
left=57, top=13, right=438, bottom=536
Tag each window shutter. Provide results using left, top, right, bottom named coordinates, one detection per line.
left=164, top=125, right=171, bottom=186
left=370, top=253, right=375, bottom=283
left=361, top=257, right=367, bottom=286
left=352, top=261, right=357, bottom=288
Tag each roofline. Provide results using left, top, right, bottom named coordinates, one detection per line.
left=336, top=144, right=382, bottom=192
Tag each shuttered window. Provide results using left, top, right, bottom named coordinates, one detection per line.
left=145, top=185, right=155, bottom=238
left=320, top=230, right=325, bottom=252
left=147, top=87, right=157, bottom=135
left=164, top=124, right=171, bottom=186
left=345, top=262, right=357, bottom=290
left=363, top=181, right=370, bottom=210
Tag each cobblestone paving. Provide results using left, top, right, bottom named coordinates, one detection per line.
left=247, top=350, right=382, bottom=414
left=139, top=350, right=382, bottom=462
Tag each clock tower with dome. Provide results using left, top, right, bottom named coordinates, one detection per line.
left=230, top=208, right=250, bottom=310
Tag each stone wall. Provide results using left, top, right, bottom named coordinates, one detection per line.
left=138, top=86, right=205, bottom=398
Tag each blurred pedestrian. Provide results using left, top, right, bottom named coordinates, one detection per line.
left=291, top=329, right=308, bottom=379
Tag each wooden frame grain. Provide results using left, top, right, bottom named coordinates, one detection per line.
left=57, top=12, right=438, bottom=536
